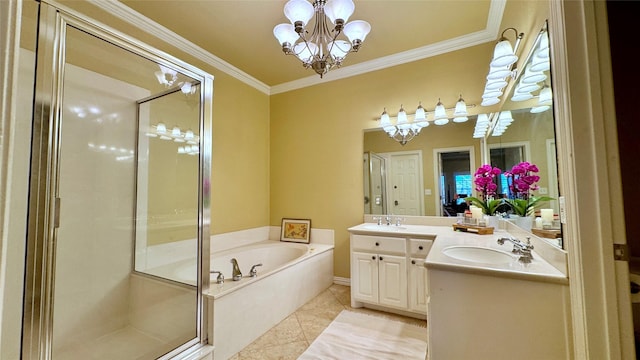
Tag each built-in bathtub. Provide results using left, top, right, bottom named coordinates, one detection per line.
left=207, top=240, right=313, bottom=297
left=206, top=231, right=334, bottom=360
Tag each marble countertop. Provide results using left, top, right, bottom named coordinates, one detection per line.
left=348, top=222, right=568, bottom=285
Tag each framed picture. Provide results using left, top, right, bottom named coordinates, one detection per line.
left=280, top=218, right=311, bottom=243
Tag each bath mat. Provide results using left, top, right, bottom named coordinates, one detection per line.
left=298, top=310, right=427, bottom=360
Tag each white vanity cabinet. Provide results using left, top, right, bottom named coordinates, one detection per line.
left=408, top=239, right=431, bottom=313
left=350, top=232, right=433, bottom=317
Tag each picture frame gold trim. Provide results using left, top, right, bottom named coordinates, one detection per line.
left=280, top=218, right=311, bottom=243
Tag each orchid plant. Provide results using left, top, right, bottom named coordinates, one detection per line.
left=504, top=161, right=554, bottom=216
left=467, top=164, right=504, bottom=216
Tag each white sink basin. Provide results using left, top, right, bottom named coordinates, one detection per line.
left=361, top=224, right=407, bottom=231
left=442, top=246, right=515, bottom=264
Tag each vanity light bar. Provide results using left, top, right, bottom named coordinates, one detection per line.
left=378, top=101, right=476, bottom=125
left=481, top=28, right=525, bottom=107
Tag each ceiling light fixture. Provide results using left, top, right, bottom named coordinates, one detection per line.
left=273, top=0, right=371, bottom=78
left=481, top=28, right=524, bottom=107
left=378, top=97, right=474, bottom=145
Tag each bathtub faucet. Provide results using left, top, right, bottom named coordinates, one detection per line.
left=230, top=258, right=243, bottom=281
left=210, top=270, right=224, bottom=284
left=249, top=263, right=263, bottom=277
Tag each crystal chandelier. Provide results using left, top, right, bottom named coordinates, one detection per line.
left=273, top=0, right=371, bottom=78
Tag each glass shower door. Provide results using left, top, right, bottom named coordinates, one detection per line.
left=23, top=4, right=212, bottom=359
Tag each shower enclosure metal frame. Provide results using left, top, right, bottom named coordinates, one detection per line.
left=22, top=1, right=213, bottom=359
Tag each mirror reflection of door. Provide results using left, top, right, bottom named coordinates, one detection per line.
left=437, top=150, right=472, bottom=216
left=381, top=151, right=424, bottom=216
left=363, top=152, right=386, bottom=215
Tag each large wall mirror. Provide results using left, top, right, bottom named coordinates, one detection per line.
left=363, top=21, right=563, bottom=248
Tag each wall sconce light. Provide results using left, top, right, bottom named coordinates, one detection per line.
left=155, top=65, right=178, bottom=87
left=180, top=81, right=198, bottom=95
left=490, top=110, right=514, bottom=136
left=482, top=28, right=524, bottom=107
left=530, top=84, right=553, bottom=113
left=146, top=122, right=200, bottom=144
left=473, top=113, right=491, bottom=138
left=378, top=96, right=474, bottom=145
left=511, top=28, right=552, bottom=108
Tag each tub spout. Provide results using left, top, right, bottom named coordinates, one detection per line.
left=231, top=258, right=243, bottom=281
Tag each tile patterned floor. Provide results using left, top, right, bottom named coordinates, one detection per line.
left=228, top=284, right=427, bottom=360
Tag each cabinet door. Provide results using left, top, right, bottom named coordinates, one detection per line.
left=378, top=254, right=407, bottom=308
left=408, top=258, right=428, bottom=314
left=352, top=251, right=379, bottom=303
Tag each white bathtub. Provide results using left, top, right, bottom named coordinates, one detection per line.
left=205, top=240, right=334, bottom=360
left=207, top=240, right=311, bottom=297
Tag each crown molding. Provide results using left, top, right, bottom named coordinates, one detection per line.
left=270, top=29, right=498, bottom=95
left=87, top=0, right=271, bottom=95
left=89, top=0, right=505, bottom=96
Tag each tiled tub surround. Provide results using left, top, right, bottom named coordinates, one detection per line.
left=206, top=227, right=334, bottom=360
left=354, top=217, right=571, bottom=360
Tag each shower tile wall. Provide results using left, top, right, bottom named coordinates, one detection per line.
left=52, top=62, right=149, bottom=353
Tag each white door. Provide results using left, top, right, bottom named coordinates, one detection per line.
left=352, top=252, right=379, bottom=303
left=378, top=254, right=407, bottom=308
left=387, top=152, right=423, bottom=215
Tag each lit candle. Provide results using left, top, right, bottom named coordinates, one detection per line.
left=541, top=208, right=554, bottom=224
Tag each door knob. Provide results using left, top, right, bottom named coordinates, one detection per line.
left=394, top=200, right=399, bottom=206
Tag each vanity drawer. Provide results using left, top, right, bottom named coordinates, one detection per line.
left=351, top=234, right=406, bottom=254
left=409, top=239, right=433, bottom=257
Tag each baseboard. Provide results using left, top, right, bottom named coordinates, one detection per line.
left=333, top=276, right=350, bottom=286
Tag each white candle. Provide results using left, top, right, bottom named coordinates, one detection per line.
left=470, top=207, right=483, bottom=220
left=541, top=208, right=554, bottom=223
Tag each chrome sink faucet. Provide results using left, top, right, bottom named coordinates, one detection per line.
left=230, top=258, right=243, bottom=281
left=497, top=236, right=534, bottom=263
left=385, top=215, right=392, bottom=226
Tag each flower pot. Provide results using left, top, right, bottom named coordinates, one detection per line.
left=515, top=216, right=533, bottom=231
left=486, top=215, right=499, bottom=229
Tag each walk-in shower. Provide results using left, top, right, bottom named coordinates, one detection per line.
left=22, top=2, right=212, bottom=359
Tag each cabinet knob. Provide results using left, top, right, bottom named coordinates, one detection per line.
left=375, top=242, right=379, bottom=246
left=372, top=255, right=376, bottom=260
left=419, top=246, right=423, bottom=250
left=379, top=256, right=384, bottom=261
left=411, top=260, right=416, bottom=264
